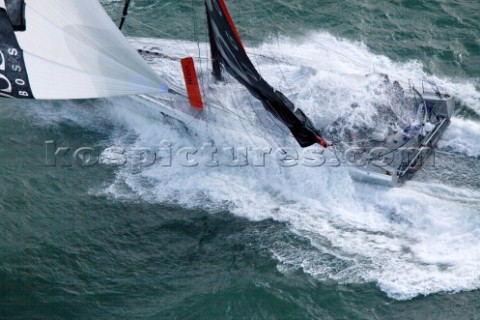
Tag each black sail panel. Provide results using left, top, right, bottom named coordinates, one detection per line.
left=207, top=10, right=223, bottom=81
left=205, top=0, right=327, bottom=148
left=0, top=7, right=34, bottom=99
left=5, top=0, right=26, bottom=31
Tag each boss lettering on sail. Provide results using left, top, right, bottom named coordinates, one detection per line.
left=0, top=48, right=30, bottom=98
left=0, top=7, right=34, bottom=99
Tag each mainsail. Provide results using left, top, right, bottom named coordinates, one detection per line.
left=205, top=0, right=327, bottom=148
left=0, top=0, right=168, bottom=100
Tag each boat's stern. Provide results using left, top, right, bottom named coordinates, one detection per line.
left=348, top=90, right=454, bottom=187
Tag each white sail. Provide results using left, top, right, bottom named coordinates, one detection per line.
left=0, top=0, right=168, bottom=100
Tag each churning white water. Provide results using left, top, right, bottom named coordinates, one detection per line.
left=93, top=32, right=480, bottom=300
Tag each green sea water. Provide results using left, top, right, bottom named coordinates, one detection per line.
left=1, top=0, right=480, bottom=319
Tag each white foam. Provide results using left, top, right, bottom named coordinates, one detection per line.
left=94, top=33, right=480, bottom=300
left=438, top=117, right=480, bottom=158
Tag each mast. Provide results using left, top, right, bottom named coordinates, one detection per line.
left=118, top=0, right=131, bottom=30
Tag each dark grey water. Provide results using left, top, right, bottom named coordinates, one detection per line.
left=1, top=0, right=480, bottom=319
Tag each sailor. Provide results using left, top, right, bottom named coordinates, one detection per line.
left=392, top=80, right=404, bottom=97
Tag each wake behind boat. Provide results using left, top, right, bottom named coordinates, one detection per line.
left=0, top=0, right=454, bottom=186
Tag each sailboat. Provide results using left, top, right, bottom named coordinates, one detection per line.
left=0, top=0, right=454, bottom=186
left=0, top=0, right=326, bottom=146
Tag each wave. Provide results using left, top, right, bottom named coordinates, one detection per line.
left=33, top=32, right=480, bottom=300
left=438, top=117, right=480, bottom=158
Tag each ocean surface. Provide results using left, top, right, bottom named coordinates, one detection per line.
left=1, top=0, right=480, bottom=319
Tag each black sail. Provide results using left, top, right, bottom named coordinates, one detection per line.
left=205, top=0, right=327, bottom=148
left=0, top=6, right=34, bottom=99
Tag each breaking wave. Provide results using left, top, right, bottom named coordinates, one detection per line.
left=52, top=32, right=480, bottom=300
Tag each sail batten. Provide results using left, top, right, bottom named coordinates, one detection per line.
left=0, top=0, right=168, bottom=100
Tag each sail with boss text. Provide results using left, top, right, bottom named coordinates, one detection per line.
left=0, top=0, right=168, bottom=100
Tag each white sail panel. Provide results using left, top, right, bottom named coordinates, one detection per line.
left=1, top=0, right=168, bottom=99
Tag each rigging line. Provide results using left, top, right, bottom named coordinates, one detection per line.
left=275, top=22, right=374, bottom=71
left=136, top=48, right=293, bottom=66
left=161, top=95, right=245, bottom=148
left=166, top=78, right=258, bottom=142
left=226, top=21, right=267, bottom=178
left=198, top=100, right=251, bottom=121
left=158, top=93, right=206, bottom=134
left=205, top=38, right=213, bottom=89
left=245, top=92, right=287, bottom=150
left=167, top=84, right=249, bottom=121
left=137, top=48, right=291, bottom=67
left=249, top=0, right=295, bottom=98
left=271, top=47, right=296, bottom=98
left=255, top=6, right=412, bottom=89
left=247, top=52, right=290, bottom=64
left=127, top=17, right=178, bottom=38
left=243, top=41, right=294, bottom=146
left=223, top=75, right=262, bottom=148
left=127, top=17, right=191, bottom=55
left=295, top=33, right=414, bottom=87
left=198, top=46, right=234, bottom=130
left=234, top=11, right=292, bottom=146
left=242, top=32, right=276, bottom=137
left=202, top=1, right=255, bottom=142
left=233, top=75, right=284, bottom=150
left=157, top=75, right=250, bottom=122
left=230, top=30, right=275, bottom=177
left=206, top=76, right=233, bottom=122
left=230, top=63, right=288, bottom=148
left=190, top=0, right=207, bottom=104
left=204, top=22, right=212, bottom=88
left=216, top=7, right=288, bottom=150
left=234, top=48, right=285, bottom=144
left=212, top=76, right=263, bottom=146
left=135, top=42, right=294, bottom=67
left=272, top=52, right=296, bottom=98
left=214, top=71, right=262, bottom=179
left=206, top=102, right=248, bottom=120
left=199, top=0, right=211, bottom=89
left=260, top=14, right=404, bottom=85
left=225, top=75, right=256, bottom=145
left=243, top=3, right=322, bottom=147
left=200, top=5, right=241, bottom=141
